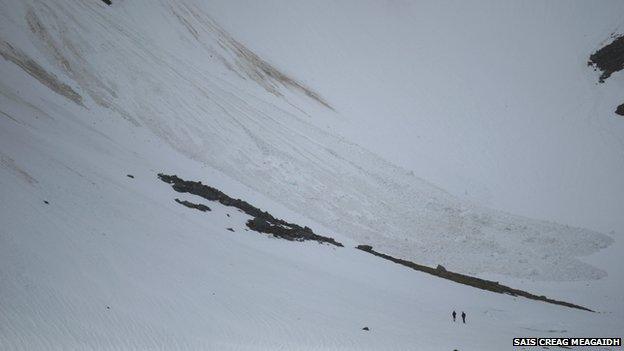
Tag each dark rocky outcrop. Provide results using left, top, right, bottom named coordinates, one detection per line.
left=101, top=0, right=112, bottom=5
left=174, top=198, right=211, bottom=212
left=355, top=245, right=593, bottom=312
left=159, top=174, right=342, bottom=246
left=616, top=103, right=624, bottom=116
left=246, top=217, right=343, bottom=245
left=127, top=174, right=134, bottom=179
left=588, top=35, right=624, bottom=83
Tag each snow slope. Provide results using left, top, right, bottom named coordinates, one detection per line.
left=203, top=0, right=624, bottom=236
left=1, top=0, right=622, bottom=349
left=1, top=115, right=622, bottom=349
left=0, top=0, right=614, bottom=281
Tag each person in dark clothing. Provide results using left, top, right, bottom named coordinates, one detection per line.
left=461, top=311, right=466, bottom=324
left=452, top=310, right=456, bottom=322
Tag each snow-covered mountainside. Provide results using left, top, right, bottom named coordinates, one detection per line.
left=1, top=0, right=622, bottom=349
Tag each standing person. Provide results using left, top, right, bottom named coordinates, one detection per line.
left=461, top=311, right=466, bottom=324
left=452, top=310, right=456, bottom=322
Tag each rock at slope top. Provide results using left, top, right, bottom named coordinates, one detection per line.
left=588, top=35, right=624, bottom=83
left=616, top=103, right=624, bottom=116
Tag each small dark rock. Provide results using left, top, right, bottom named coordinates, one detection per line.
left=226, top=213, right=230, bottom=217
left=43, top=200, right=49, bottom=204
left=226, top=227, right=234, bottom=232
left=362, top=327, right=369, bottom=331
left=356, top=245, right=373, bottom=251
left=101, top=0, right=112, bottom=5
left=106, top=306, right=110, bottom=310
left=436, top=264, right=447, bottom=272
left=126, top=174, right=134, bottom=179
left=616, top=103, right=624, bottom=116
left=174, top=198, right=211, bottom=212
